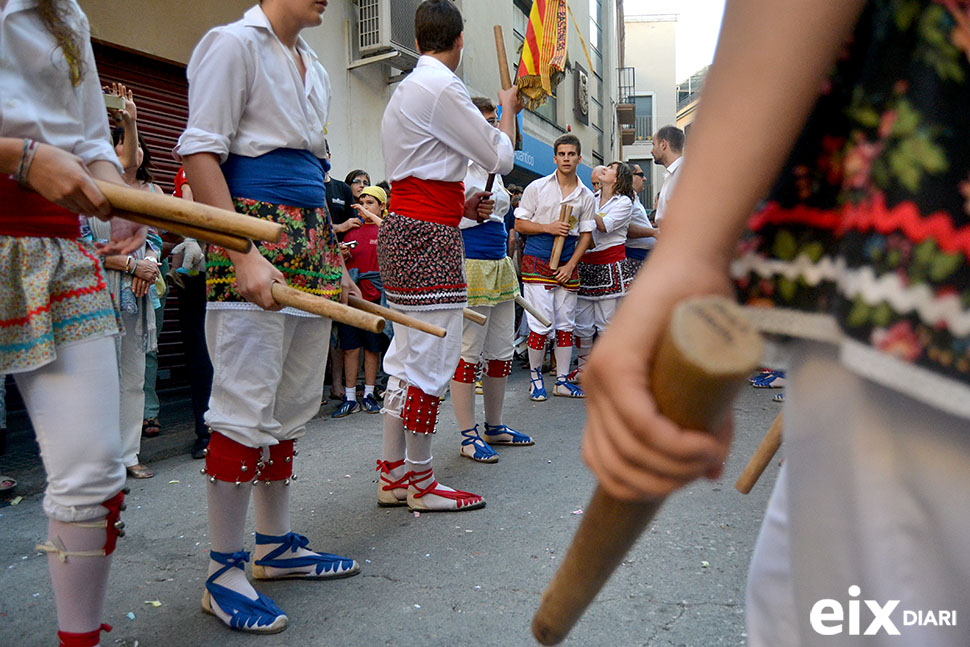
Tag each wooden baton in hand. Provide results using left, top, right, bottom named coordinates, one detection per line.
left=94, top=179, right=283, bottom=246
left=531, top=296, right=764, bottom=645
left=270, top=284, right=385, bottom=333
left=548, top=204, right=573, bottom=271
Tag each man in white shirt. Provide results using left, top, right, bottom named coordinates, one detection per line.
left=449, top=97, right=535, bottom=465
left=514, top=134, right=596, bottom=400
left=651, top=125, right=685, bottom=223
left=376, top=0, right=521, bottom=513
left=176, top=0, right=360, bottom=634
left=622, top=162, right=659, bottom=280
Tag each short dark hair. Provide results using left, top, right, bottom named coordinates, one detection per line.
left=507, top=184, right=524, bottom=195
left=471, top=96, right=495, bottom=113
left=111, top=127, right=154, bottom=184
left=554, top=134, right=581, bottom=155
left=655, top=125, right=685, bottom=153
left=415, top=0, right=463, bottom=53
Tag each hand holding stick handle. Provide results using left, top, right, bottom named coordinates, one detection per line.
left=94, top=179, right=283, bottom=245
left=271, top=284, right=385, bottom=334
left=735, top=412, right=783, bottom=494
left=548, top=205, right=573, bottom=271
left=531, top=296, right=764, bottom=645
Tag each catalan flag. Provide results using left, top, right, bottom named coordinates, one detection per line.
left=517, top=0, right=569, bottom=110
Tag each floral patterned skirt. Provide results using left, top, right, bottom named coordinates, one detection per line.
left=377, top=212, right=467, bottom=311
left=206, top=198, right=343, bottom=309
left=466, top=257, right=519, bottom=307
left=0, top=236, right=118, bottom=374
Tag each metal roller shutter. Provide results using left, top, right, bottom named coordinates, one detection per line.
left=93, top=42, right=190, bottom=391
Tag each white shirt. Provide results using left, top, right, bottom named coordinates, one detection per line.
left=175, top=5, right=331, bottom=162
left=587, top=192, right=633, bottom=251
left=382, top=56, right=514, bottom=183
left=515, top=172, right=596, bottom=236
left=653, top=155, right=682, bottom=223
left=626, top=196, right=656, bottom=250
left=0, top=1, right=119, bottom=171
left=459, top=160, right=510, bottom=230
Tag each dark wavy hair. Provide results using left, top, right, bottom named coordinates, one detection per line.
left=38, top=0, right=85, bottom=85
left=608, top=161, right=635, bottom=201
left=111, top=127, right=155, bottom=184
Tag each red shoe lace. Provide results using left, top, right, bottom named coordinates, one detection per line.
left=376, top=459, right=409, bottom=492
left=409, top=468, right=483, bottom=508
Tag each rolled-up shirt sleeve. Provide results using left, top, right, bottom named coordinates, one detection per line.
left=74, top=16, right=122, bottom=172
left=432, top=80, right=514, bottom=176
left=175, top=29, right=251, bottom=162
left=576, top=195, right=597, bottom=233
left=601, top=197, right=633, bottom=233
left=514, top=182, right=539, bottom=221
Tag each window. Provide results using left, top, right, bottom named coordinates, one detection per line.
left=634, top=95, right=653, bottom=141
left=589, top=0, right=601, bottom=51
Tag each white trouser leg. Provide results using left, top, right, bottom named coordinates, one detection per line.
left=119, top=310, right=147, bottom=467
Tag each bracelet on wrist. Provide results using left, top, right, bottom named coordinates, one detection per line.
left=14, top=138, right=38, bottom=188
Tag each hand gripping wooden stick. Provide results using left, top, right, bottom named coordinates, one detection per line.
left=94, top=179, right=283, bottom=244
left=735, top=412, right=783, bottom=494
left=531, top=296, right=764, bottom=645
left=270, top=284, right=385, bottom=334
left=347, top=296, right=446, bottom=338
left=485, top=25, right=516, bottom=193
left=515, top=294, right=552, bottom=329
left=548, top=204, right=573, bottom=271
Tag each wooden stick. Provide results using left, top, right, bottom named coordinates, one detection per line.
left=113, top=210, right=251, bottom=253
left=270, top=284, right=385, bottom=334
left=548, top=204, right=573, bottom=271
left=463, top=308, right=488, bottom=326
left=515, top=294, right=552, bottom=329
left=531, top=296, right=764, bottom=645
left=347, top=296, right=446, bottom=338
left=94, top=179, right=283, bottom=243
left=485, top=25, right=518, bottom=193
left=735, top=412, right=783, bottom=494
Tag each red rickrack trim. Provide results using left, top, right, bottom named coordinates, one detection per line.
left=255, top=440, right=294, bottom=482
left=452, top=358, right=477, bottom=383
left=204, top=432, right=262, bottom=483
left=401, top=386, right=440, bottom=434
left=101, top=490, right=126, bottom=556
left=485, top=359, right=512, bottom=378
left=555, top=330, right=573, bottom=348
left=748, top=197, right=970, bottom=263
left=842, top=194, right=970, bottom=262
left=409, top=468, right=483, bottom=508
left=0, top=241, right=107, bottom=329
left=58, top=624, right=111, bottom=647
left=527, top=331, right=546, bottom=350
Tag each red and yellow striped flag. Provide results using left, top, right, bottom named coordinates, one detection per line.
left=517, top=0, right=569, bottom=110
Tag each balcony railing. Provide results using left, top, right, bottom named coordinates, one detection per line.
left=635, top=115, right=653, bottom=141
left=618, top=67, right=635, bottom=104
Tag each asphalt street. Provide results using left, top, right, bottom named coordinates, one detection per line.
left=0, top=367, right=780, bottom=647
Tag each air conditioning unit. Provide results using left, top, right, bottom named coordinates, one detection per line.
left=354, top=0, right=422, bottom=71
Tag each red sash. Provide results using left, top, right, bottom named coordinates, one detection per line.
left=389, top=176, right=465, bottom=227
left=582, top=243, right=626, bottom=265
left=0, top=176, right=80, bottom=238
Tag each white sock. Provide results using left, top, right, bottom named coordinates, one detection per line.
left=483, top=375, right=507, bottom=427
left=554, top=343, right=574, bottom=381
left=206, top=479, right=258, bottom=602
left=364, top=384, right=375, bottom=397
left=528, top=346, right=545, bottom=372
left=345, top=389, right=357, bottom=401
left=46, top=518, right=112, bottom=633
left=450, top=379, right=476, bottom=431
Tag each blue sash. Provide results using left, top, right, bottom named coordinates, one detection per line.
left=221, top=149, right=330, bottom=208
left=461, top=220, right=507, bottom=260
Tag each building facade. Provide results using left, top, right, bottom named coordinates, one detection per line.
left=620, top=13, right=676, bottom=208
